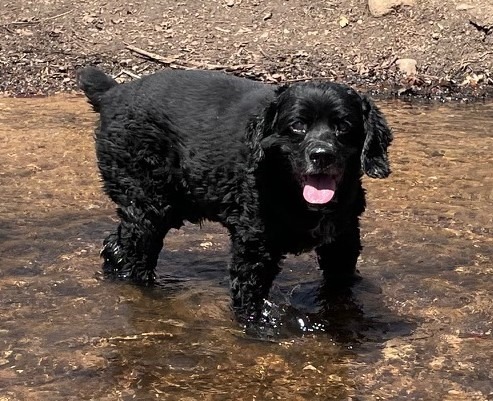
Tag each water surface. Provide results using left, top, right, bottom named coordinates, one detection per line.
left=0, top=96, right=492, bottom=400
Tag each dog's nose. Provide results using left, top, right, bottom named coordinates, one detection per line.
left=309, top=148, right=336, bottom=168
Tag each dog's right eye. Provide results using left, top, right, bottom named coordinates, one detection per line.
left=291, top=121, right=307, bottom=134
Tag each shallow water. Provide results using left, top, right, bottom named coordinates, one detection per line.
left=0, top=96, right=492, bottom=400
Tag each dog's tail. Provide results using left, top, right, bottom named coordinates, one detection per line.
left=77, top=67, right=118, bottom=112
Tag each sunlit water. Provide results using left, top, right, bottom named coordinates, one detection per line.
left=0, top=96, right=492, bottom=400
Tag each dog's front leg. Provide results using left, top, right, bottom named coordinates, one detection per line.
left=229, top=235, right=281, bottom=324
left=316, top=219, right=362, bottom=287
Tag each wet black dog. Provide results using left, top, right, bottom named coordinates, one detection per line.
left=78, top=67, right=392, bottom=324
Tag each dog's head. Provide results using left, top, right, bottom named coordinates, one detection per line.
left=251, top=81, right=393, bottom=206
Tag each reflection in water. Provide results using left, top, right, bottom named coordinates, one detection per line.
left=0, top=96, right=492, bottom=400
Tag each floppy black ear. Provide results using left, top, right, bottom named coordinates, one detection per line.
left=245, top=86, right=286, bottom=169
left=361, top=95, right=393, bottom=178
left=245, top=116, right=267, bottom=170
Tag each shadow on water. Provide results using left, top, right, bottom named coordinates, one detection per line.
left=0, top=96, right=492, bottom=400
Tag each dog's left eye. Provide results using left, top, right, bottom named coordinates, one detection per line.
left=336, top=122, right=351, bottom=137
left=291, top=121, right=307, bottom=134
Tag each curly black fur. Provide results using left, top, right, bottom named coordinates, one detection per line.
left=77, top=67, right=393, bottom=323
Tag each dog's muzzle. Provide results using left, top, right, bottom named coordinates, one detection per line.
left=302, top=147, right=340, bottom=205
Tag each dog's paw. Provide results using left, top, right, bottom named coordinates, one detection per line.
left=100, top=235, right=155, bottom=283
left=238, top=299, right=285, bottom=339
left=101, top=237, right=127, bottom=275
left=322, top=268, right=363, bottom=288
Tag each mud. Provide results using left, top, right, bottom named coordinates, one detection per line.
left=0, top=97, right=492, bottom=400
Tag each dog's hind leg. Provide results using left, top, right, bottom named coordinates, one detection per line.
left=96, top=129, right=185, bottom=283
left=101, top=204, right=178, bottom=282
left=316, top=219, right=363, bottom=288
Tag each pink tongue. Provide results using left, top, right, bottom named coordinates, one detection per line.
left=303, top=175, right=336, bottom=204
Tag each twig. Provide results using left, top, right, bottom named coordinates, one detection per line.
left=70, top=28, right=89, bottom=42
left=279, top=76, right=335, bottom=84
left=113, top=69, right=141, bottom=80
left=103, top=332, right=174, bottom=342
left=125, top=43, right=182, bottom=66
left=257, top=45, right=272, bottom=60
left=382, top=55, right=398, bottom=70
left=0, top=25, right=14, bottom=33
left=125, top=43, right=255, bottom=72
left=456, top=50, right=493, bottom=75
left=41, top=9, right=74, bottom=21
left=6, top=9, right=74, bottom=26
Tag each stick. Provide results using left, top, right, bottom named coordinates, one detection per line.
left=103, top=332, right=174, bottom=342
left=125, top=44, right=181, bottom=65
left=41, top=9, right=74, bottom=21
left=113, top=69, right=142, bottom=80
left=7, top=9, right=74, bottom=25
left=456, top=50, right=493, bottom=74
left=125, top=43, right=255, bottom=72
left=279, top=76, right=336, bottom=84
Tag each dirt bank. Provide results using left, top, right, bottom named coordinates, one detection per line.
left=1, top=0, right=492, bottom=99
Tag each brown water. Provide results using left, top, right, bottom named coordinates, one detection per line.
left=0, top=96, right=492, bottom=400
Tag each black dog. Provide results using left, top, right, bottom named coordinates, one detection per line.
left=78, top=67, right=392, bottom=324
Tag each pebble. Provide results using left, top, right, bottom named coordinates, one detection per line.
left=368, top=0, right=415, bottom=17
left=396, top=58, right=417, bottom=76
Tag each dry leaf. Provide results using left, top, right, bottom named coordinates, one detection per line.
left=15, top=28, right=33, bottom=36
left=456, top=3, right=476, bottom=10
